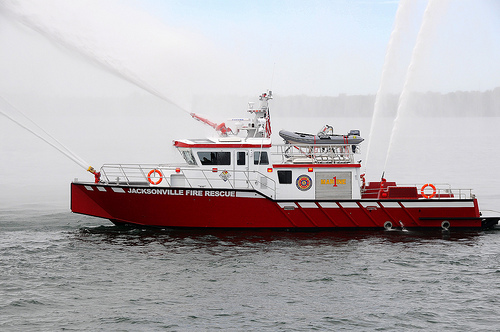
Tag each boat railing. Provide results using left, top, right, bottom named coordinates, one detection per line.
left=271, top=143, right=359, bottom=164
left=418, top=183, right=474, bottom=199
left=361, top=183, right=475, bottom=200
left=99, top=164, right=277, bottom=199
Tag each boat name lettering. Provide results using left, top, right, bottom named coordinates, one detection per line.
left=320, top=177, right=346, bottom=186
left=128, top=188, right=184, bottom=195
left=127, top=188, right=234, bottom=197
left=205, top=190, right=235, bottom=197
left=185, top=190, right=204, bottom=196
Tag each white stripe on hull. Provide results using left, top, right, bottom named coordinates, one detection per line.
left=401, top=201, right=475, bottom=208
left=380, top=202, right=400, bottom=208
left=318, top=202, right=339, bottom=208
left=236, top=191, right=264, bottom=198
left=278, top=202, right=297, bottom=209
left=339, top=202, right=359, bottom=208
left=298, top=202, right=318, bottom=208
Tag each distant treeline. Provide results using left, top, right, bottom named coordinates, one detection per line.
left=270, top=88, right=500, bottom=117
left=11, top=87, right=500, bottom=117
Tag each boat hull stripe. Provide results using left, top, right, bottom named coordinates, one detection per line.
left=380, top=202, right=401, bottom=208
left=360, top=202, right=378, bottom=208
left=236, top=191, right=263, bottom=198
left=298, top=202, right=318, bottom=208
left=318, top=202, right=339, bottom=208
left=278, top=202, right=297, bottom=209
left=401, top=201, right=475, bottom=208
left=339, top=202, right=359, bottom=208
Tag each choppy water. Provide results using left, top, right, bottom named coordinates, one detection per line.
left=1, top=210, right=500, bottom=331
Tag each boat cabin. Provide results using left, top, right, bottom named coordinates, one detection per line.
left=97, top=91, right=363, bottom=200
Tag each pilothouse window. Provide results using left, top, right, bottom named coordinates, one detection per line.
left=254, top=151, right=269, bottom=165
left=197, top=152, right=231, bottom=165
left=179, top=148, right=197, bottom=165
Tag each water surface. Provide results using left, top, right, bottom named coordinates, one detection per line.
left=1, top=211, right=499, bottom=331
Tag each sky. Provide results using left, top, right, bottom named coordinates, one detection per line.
left=1, top=0, right=500, bottom=208
left=0, top=0, right=405, bottom=102
left=130, top=0, right=401, bottom=96
left=1, top=0, right=499, bottom=101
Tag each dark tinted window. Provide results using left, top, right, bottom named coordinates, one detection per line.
left=237, top=152, right=246, bottom=165
left=198, top=152, right=231, bottom=165
left=254, top=151, right=269, bottom=165
left=277, top=170, right=292, bottom=184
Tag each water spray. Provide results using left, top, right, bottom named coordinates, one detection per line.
left=0, top=95, right=97, bottom=177
left=364, top=0, right=408, bottom=174
left=0, top=2, right=192, bottom=116
left=383, top=0, right=447, bottom=176
left=0, top=3, right=196, bottom=182
left=364, top=0, right=424, bottom=181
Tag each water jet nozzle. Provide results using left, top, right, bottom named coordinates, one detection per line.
left=190, top=113, right=232, bottom=136
left=87, top=166, right=101, bottom=183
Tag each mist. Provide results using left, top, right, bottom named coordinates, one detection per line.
left=1, top=0, right=500, bottom=209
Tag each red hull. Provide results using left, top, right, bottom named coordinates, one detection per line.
left=71, top=183, right=493, bottom=229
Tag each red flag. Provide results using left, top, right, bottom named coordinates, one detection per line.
left=265, top=111, right=272, bottom=137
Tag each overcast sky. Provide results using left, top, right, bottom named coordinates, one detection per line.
left=1, top=0, right=499, bottom=103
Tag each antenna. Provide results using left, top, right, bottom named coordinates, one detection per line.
left=269, top=62, right=276, bottom=91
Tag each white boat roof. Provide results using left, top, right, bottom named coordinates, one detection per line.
left=173, top=137, right=272, bottom=148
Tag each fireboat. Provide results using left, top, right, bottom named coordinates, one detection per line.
left=71, top=91, right=499, bottom=230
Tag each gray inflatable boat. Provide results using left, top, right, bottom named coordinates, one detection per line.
left=279, top=126, right=364, bottom=145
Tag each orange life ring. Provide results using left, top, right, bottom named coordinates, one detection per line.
left=421, top=183, right=436, bottom=199
left=147, top=169, right=163, bottom=185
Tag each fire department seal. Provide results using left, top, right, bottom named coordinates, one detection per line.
left=296, top=175, right=312, bottom=191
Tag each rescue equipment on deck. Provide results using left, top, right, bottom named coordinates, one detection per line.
left=147, top=169, right=163, bottom=185
left=421, top=183, right=437, bottom=199
left=279, top=128, right=364, bottom=145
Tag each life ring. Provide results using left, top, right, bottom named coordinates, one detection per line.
left=421, top=183, right=436, bottom=199
left=147, top=169, right=163, bottom=185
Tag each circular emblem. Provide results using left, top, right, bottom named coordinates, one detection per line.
left=296, top=175, right=312, bottom=191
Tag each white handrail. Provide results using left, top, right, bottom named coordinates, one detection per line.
left=99, top=164, right=277, bottom=199
left=362, top=183, right=475, bottom=199
left=271, top=143, right=360, bottom=164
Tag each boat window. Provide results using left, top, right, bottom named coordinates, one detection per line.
left=237, top=152, right=246, bottom=165
left=197, top=152, right=231, bottom=165
left=179, top=148, right=197, bottom=165
left=254, top=151, right=269, bottom=165
left=277, top=170, right=292, bottom=184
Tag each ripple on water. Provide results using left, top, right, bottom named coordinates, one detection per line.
left=1, top=212, right=500, bottom=331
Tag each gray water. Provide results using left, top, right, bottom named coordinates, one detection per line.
left=1, top=210, right=500, bottom=331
